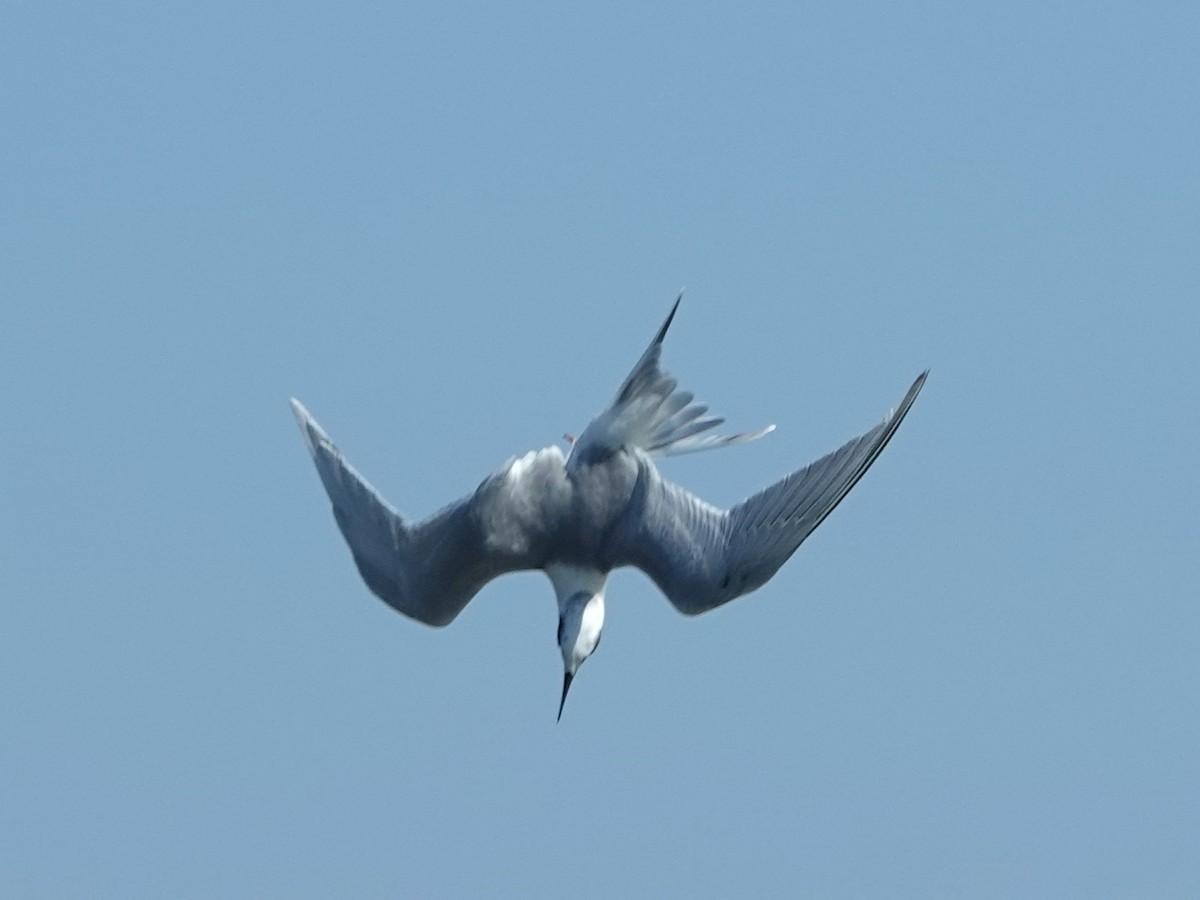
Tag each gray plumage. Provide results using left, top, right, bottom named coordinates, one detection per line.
left=291, top=296, right=926, bottom=628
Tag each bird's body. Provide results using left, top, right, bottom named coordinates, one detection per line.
left=291, top=296, right=926, bottom=718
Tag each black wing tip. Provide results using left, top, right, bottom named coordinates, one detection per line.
left=654, top=291, right=684, bottom=346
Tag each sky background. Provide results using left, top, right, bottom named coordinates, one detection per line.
left=2, top=3, right=1198, bottom=897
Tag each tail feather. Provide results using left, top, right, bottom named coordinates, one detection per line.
left=653, top=415, right=724, bottom=447
left=655, top=399, right=706, bottom=437
left=657, top=391, right=694, bottom=421
left=572, top=294, right=774, bottom=462
left=651, top=423, right=776, bottom=456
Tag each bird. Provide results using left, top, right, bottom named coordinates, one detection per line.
left=290, top=296, right=926, bottom=720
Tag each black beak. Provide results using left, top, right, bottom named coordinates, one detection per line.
left=557, top=671, right=575, bottom=722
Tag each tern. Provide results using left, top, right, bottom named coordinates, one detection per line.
left=291, top=297, right=926, bottom=720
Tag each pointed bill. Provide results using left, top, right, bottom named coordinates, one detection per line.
left=557, top=671, right=575, bottom=722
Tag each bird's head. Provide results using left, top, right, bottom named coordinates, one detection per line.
left=556, top=590, right=605, bottom=721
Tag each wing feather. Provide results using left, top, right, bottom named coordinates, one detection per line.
left=610, top=372, right=927, bottom=614
left=291, top=400, right=564, bottom=626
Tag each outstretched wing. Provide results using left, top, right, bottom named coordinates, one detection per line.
left=571, top=294, right=774, bottom=464
left=291, top=400, right=566, bottom=626
left=609, top=372, right=927, bottom=614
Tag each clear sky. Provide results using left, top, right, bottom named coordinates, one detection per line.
left=2, top=3, right=1197, bottom=897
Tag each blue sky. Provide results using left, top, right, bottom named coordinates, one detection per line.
left=2, top=3, right=1197, bottom=897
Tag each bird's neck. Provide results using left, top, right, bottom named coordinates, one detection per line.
left=546, top=563, right=609, bottom=611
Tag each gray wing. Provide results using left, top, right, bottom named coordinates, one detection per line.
left=290, top=400, right=565, bottom=626
left=609, top=372, right=927, bottom=614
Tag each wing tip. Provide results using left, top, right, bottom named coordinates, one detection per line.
left=654, top=291, right=684, bottom=346
left=886, top=370, right=929, bottom=422
left=906, top=367, right=930, bottom=400
left=289, top=396, right=330, bottom=457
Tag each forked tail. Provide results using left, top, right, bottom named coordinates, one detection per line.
left=571, top=294, right=774, bottom=462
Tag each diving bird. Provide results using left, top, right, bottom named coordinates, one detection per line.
left=290, top=297, right=926, bottom=720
